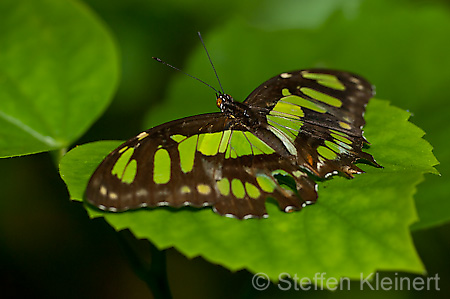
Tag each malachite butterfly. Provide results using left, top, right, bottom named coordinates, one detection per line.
left=86, top=63, right=381, bottom=219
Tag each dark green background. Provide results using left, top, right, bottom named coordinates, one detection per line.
left=1, top=0, right=449, bottom=298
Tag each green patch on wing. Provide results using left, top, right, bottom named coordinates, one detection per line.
left=153, top=148, right=171, bottom=184
left=302, top=72, right=346, bottom=90
left=231, top=179, right=246, bottom=199
left=281, top=95, right=327, bottom=113
left=330, top=130, right=352, bottom=144
left=225, top=131, right=251, bottom=158
left=317, top=145, right=338, bottom=160
left=300, top=87, right=342, bottom=107
left=271, top=102, right=305, bottom=118
left=244, top=132, right=276, bottom=155
left=267, top=114, right=303, bottom=141
left=198, top=132, right=223, bottom=156
left=112, top=147, right=137, bottom=184
left=256, top=174, right=277, bottom=193
left=216, top=178, right=230, bottom=196
left=171, top=134, right=187, bottom=143
left=178, top=135, right=197, bottom=173
left=245, top=182, right=261, bottom=199
left=325, top=140, right=345, bottom=154
left=219, top=130, right=232, bottom=153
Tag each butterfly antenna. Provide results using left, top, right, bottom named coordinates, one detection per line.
left=197, top=31, right=225, bottom=94
left=152, top=57, right=219, bottom=94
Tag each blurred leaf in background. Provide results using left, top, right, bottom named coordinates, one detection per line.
left=0, top=0, right=119, bottom=157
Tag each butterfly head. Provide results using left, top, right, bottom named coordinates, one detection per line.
left=216, top=93, right=234, bottom=112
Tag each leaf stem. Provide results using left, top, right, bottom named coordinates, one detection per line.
left=118, top=230, right=172, bottom=299
left=51, top=147, right=67, bottom=167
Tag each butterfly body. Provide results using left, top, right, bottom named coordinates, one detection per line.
left=218, top=93, right=293, bottom=158
left=86, top=69, right=380, bottom=219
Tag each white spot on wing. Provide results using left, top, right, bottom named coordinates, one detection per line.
left=197, top=184, right=211, bottom=195
left=137, top=189, right=148, bottom=197
left=280, top=73, right=292, bottom=79
left=137, top=131, right=149, bottom=140
left=285, top=206, right=295, bottom=212
left=292, top=170, right=304, bottom=178
left=100, top=185, right=107, bottom=196
left=180, top=186, right=191, bottom=194
left=349, top=77, right=360, bottom=84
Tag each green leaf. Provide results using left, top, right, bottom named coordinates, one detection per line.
left=60, top=97, right=436, bottom=284
left=0, top=0, right=119, bottom=158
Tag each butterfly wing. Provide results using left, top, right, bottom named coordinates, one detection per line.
left=86, top=113, right=316, bottom=219
left=244, top=69, right=380, bottom=178
left=86, top=69, right=380, bottom=219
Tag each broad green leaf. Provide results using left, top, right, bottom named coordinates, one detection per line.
left=60, top=98, right=436, bottom=284
left=0, top=0, right=119, bottom=158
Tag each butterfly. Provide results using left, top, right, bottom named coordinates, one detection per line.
left=86, top=67, right=380, bottom=219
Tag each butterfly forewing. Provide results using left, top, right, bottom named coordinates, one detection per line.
left=245, top=69, right=373, bottom=134
left=86, top=113, right=318, bottom=219
left=245, top=69, right=379, bottom=178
